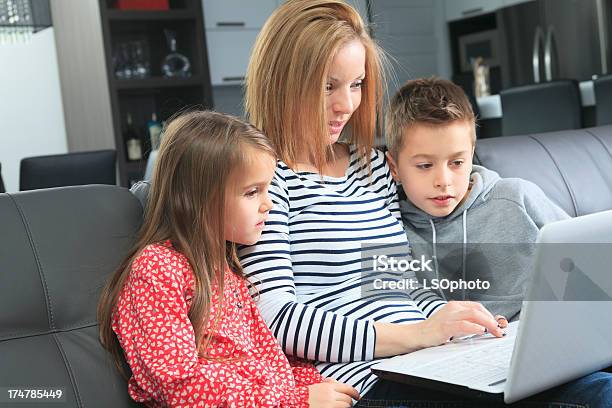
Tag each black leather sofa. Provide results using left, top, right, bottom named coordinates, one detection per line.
left=0, top=185, right=143, bottom=407
left=19, top=150, right=117, bottom=192
left=1, top=126, right=611, bottom=407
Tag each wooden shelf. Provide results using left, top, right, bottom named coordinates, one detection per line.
left=125, top=160, right=147, bottom=172
left=114, top=76, right=204, bottom=90
left=100, top=0, right=213, bottom=187
left=106, top=9, right=196, bottom=21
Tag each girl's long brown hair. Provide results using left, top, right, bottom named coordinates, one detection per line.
left=97, top=110, right=275, bottom=377
left=245, top=0, right=387, bottom=174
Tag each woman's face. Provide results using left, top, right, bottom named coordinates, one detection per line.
left=325, top=39, right=366, bottom=145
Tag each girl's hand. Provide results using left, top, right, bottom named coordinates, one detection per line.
left=308, top=378, right=360, bottom=408
left=420, top=301, right=506, bottom=346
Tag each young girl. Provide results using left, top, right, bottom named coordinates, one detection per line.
left=97, top=111, right=359, bottom=407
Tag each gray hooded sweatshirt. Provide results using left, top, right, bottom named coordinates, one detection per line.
left=399, top=165, right=569, bottom=321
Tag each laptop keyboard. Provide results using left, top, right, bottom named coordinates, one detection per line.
left=408, top=340, right=514, bottom=387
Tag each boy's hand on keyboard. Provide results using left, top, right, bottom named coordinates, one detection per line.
left=421, top=301, right=506, bottom=347
left=495, top=315, right=509, bottom=329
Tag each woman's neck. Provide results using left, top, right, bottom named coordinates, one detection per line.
left=293, top=143, right=350, bottom=177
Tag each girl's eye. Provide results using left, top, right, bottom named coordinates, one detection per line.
left=416, top=163, right=432, bottom=170
left=245, top=189, right=258, bottom=198
left=325, top=83, right=333, bottom=93
left=352, top=80, right=364, bottom=89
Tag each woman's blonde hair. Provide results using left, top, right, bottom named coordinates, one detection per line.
left=98, top=110, right=275, bottom=377
left=245, top=0, right=384, bottom=173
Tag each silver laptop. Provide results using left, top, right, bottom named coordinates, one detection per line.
left=371, top=210, right=612, bottom=404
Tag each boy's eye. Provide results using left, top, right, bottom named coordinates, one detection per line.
left=416, top=163, right=432, bottom=170
left=451, top=160, right=464, bottom=167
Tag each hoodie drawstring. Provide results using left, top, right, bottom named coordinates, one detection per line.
left=430, top=211, right=468, bottom=302
left=462, top=210, right=468, bottom=301
left=429, top=219, right=447, bottom=301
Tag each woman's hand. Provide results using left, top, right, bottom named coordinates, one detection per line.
left=308, top=378, right=360, bottom=408
left=374, top=301, right=506, bottom=357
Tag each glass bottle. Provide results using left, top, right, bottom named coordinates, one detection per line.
left=125, top=113, right=142, bottom=161
left=147, top=113, right=163, bottom=150
left=161, top=29, right=191, bottom=78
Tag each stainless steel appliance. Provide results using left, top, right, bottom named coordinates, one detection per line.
left=498, top=0, right=610, bottom=87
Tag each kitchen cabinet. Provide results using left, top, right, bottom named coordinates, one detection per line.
left=203, top=0, right=277, bottom=29
left=203, top=0, right=282, bottom=86
left=203, top=0, right=369, bottom=87
left=206, top=30, right=258, bottom=85
left=501, top=0, right=533, bottom=7
left=445, top=0, right=502, bottom=22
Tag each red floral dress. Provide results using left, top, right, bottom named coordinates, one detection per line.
left=112, top=241, right=323, bottom=407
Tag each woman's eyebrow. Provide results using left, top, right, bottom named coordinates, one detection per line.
left=327, top=73, right=366, bottom=82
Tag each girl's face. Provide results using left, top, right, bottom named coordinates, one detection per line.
left=224, top=148, right=276, bottom=245
left=325, top=39, right=366, bottom=145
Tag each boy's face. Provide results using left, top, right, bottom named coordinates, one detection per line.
left=387, top=120, right=475, bottom=218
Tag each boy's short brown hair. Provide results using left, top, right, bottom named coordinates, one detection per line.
left=385, top=77, right=477, bottom=158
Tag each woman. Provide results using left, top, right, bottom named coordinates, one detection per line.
left=240, top=0, right=504, bottom=400
left=239, top=1, right=612, bottom=406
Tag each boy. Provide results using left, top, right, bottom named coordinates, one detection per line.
left=385, top=77, right=569, bottom=321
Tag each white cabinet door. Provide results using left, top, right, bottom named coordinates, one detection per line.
left=445, top=0, right=502, bottom=21
left=206, top=30, right=259, bottom=85
left=203, top=0, right=277, bottom=29
left=501, top=0, right=533, bottom=7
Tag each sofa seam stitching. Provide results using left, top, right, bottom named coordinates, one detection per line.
left=6, top=193, right=56, bottom=329
left=52, top=333, right=85, bottom=408
left=528, top=135, right=579, bottom=216
left=584, top=128, right=612, bottom=161
left=0, top=322, right=98, bottom=342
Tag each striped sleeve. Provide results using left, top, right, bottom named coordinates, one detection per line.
left=238, top=172, right=377, bottom=363
left=408, top=285, right=446, bottom=317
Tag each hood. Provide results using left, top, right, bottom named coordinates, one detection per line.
left=399, top=165, right=501, bottom=301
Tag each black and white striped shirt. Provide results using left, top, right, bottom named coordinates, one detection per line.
left=238, top=146, right=445, bottom=395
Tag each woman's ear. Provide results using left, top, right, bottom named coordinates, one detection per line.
left=385, top=151, right=401, bottom=184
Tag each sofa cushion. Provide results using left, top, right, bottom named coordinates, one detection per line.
left=475, top=126, right=612, bottom=217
